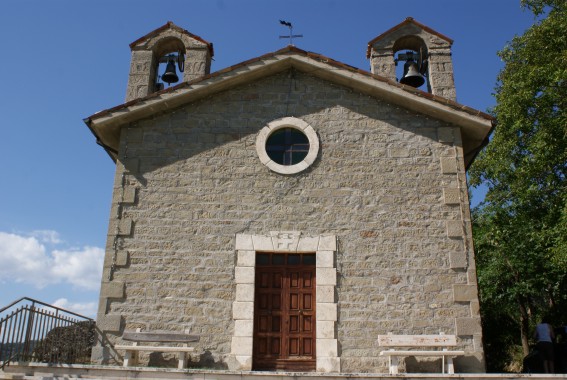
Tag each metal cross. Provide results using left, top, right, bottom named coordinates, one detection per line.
left=279, top=20, right=303, bottom=46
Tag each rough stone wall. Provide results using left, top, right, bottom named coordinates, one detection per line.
left=368, top=49, right=396, bottom=82
left=126, top=50, right=158, bottom=102
left=427, top=48, right=457, bottom=100
left=94, top=69, right=483, bottom=372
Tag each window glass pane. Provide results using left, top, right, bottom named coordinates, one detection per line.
left=292, top=131, right=309, bottom=144
left=256, top=254, right=270, bottom=265
left=287, top=254, right=301, bottom=265
left=273, top=254, right=285, bottom=265
left=303, top=254, right=316, bottom=265
left=267, top=149, right=283, bottom=163
left=266, top=128, right=310, bottom=166
left=267, top=129, right=286, bottom=146
left=292, top=151, right=308, bottom=163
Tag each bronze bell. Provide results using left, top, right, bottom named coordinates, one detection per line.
left=400, top=59, right=425, bottom=88
left=161, top=59, right=179, bottom=85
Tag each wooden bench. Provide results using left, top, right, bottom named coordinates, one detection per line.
left=378, top=333, right=464, bottom=374
left=115, top=328, right=199, bottom=369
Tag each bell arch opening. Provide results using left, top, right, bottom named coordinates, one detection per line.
left=393, top=36, right=428, bottom=90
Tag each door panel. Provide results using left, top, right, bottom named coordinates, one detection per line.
left=253, top=253, right=316, bottom=371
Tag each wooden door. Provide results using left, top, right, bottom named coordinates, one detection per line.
left=253, top=253, right=316, bottom=371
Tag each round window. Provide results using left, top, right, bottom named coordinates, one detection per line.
left=266, top=128, right=310, bottom=165
left=256, top=117, right=319, bottom=175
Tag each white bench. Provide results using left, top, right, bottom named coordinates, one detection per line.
left=115, top=328, right=199, bottom=369
left=378, top=333, right=464, bottom=374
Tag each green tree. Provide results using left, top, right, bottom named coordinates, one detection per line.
left=469, top=0, right=567, bottom=371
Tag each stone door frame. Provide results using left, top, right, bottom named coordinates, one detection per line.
left=229, top=232, right=340, bottom=373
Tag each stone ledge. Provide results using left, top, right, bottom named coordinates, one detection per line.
left=318, top=235, right=336, bottom=251
left=456, top=317, right=482, bottom=336
left=4, top=363, right=543, bottom=379
left=122, top=187, right=137, bottom=204
left=235, top=234, right=253, bottom=250
left=453, top=284, right=478, bottom=302
left=438, top=127, right=454, bottom=143
left=230, top=336, right=253, bottom=356
left=317, top=356, right=341, bottom=372
left=235, top=284, right=255, bottom=302
left=317, top=303, right=337, bottom=321
left=446, top=221, right=463, bottom=238
left=316, top=285, right=335, bottom=303
left=118, top=218, right=133, bottom=236
left=317, top=268, right=337, bottom=286
left=237, top=250, right=255, bottom=267
left=450, top=251, right=467, bottom=269
left=316, top=338, right=338, bottom=357
left=316, top=251, right=334, bottom=268
left=316, top=321, right=336, bottom=339
left=95, top=313, right=122, bottom=332
left=443, top=188, right=461, bottom=205
left=100, top=281, right=125, bottom=299
left=232, top=301, right=254, bottom=320
left=115, top=251, right=129, bottom=266
left=440, top=157, right=458, bottom=174
left=235, top=267, right=255, bottom=284
left=233, top=319, right=253, bottom=337
left=121, top=158, right=140, bottom=173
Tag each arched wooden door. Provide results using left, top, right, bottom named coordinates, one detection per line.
left=253, top=252, right=316, bottom=371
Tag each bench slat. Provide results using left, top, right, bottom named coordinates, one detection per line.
left=380, top=350, right=465, bottom=356
left=122, top=332, right=199, bottom=343
left=378, top=334, right=457, bottom=347
left=115, top=345, right=195, bottom=352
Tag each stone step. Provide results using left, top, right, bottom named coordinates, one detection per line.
left=1, top=363, right=564, bottom=380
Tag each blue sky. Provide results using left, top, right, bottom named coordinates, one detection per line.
left=0, top=0, right=536, bottom=317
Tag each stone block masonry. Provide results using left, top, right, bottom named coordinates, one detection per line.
left=96, top=69, right=483, bottom=372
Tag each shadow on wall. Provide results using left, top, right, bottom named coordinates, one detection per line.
left=148, top=350, right=228, bottom=369
left=405, top=355, right=484, bottom=373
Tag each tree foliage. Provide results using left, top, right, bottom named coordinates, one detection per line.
left=469, top=0, right=567, bottom=371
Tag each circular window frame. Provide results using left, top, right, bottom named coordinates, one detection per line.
left=256, top=117, right=319, bottom=175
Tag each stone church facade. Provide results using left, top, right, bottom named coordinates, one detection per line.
left=86, top=18, right=493, bottom=373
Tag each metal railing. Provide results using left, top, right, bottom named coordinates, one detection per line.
left=0, top=297, right=95, bottom=369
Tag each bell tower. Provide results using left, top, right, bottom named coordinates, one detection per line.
left=367, top=17, right=456, bottom=101
left=125, top=21, right=214, bottom=102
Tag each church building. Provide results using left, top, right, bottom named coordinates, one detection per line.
left=85, top=18, right=493, bottom=373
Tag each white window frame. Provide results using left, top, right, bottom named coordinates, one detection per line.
left=256, top=117, right=319, bottom=175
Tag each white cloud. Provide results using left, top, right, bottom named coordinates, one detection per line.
left=0, top=232, right=52, bottom=286
left=51, top=247, right=104, bottom=290
left=0, top=231, right=104, bottom=290
left=52, top=298, right=98, bottom=319
left=30, top=230, right=62, bottom=244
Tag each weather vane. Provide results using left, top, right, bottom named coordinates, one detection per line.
left=279, top=20, right=303, bottom=46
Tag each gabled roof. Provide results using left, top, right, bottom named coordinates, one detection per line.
left=366, top=17, right=453, bottom=58
left=129, top=21, right=214, bottom=56
left=84, top=46, right=493, bottom=168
